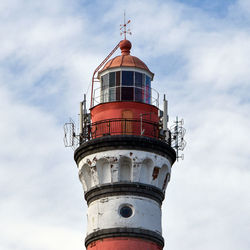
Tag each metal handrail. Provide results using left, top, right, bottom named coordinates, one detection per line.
left=92, top=86, right=159, bottom=107
left=91, top=42, right=121, bottom=107
left=90, top=118, right=159, bottom=139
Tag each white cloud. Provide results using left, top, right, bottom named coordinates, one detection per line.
left=0, top=84, right=87, bottom=248
left=186, top=32, right=250, bottom=89
left=1, top=219, right=83, bottom=250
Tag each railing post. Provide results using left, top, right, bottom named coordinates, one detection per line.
left=140, top=115, right=143, bottom=135
left=125, top=119, right=127, bottom=134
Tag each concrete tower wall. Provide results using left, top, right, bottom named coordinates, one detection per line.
left=74, top=135, right=176, bottom=248
left=78, top=150, right=171, bottom=192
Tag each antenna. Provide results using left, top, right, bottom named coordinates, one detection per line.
left=120, top=11, right=132, bottom=39
left=63, top=118, right=79, bottom=150
left=170, top=116, right=186, bottom=161
left=64, top=94, right=92, bottom=149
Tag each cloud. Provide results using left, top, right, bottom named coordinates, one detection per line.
left=0, top=85, right=86, bottom=249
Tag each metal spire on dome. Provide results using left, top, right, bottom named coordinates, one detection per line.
left=120, top=11, right=132, bottom=39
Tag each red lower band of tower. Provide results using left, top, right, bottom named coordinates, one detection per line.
left=87, top=237, right=162, bottom=250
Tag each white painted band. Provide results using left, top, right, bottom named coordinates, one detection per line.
left=87, top=195, right=162, bottom=235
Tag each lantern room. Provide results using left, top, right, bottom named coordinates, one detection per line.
left=90, top=39, right=160, bottom=139
left=98, top=69, right=152, bottom=104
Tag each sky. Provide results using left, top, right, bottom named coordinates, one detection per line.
left=0, top=0, right=250, bottom=249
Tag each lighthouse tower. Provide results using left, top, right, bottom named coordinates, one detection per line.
left=69, top=22, right=185, bottom=250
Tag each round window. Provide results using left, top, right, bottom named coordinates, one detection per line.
left=119, top=205, right=133, bottom=218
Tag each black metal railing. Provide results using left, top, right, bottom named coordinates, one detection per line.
left=90, top=118, right=159, bottom=139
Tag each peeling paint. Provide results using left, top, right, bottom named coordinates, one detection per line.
left=78, top=150, right=171, bottom=192
left=90, top=242, right=96, bottom=247
left=152, top=167, right=160, bottom=180
left=162, top=175, right=168, bottom=190
left=100, top=198, right=109, bottom=203
left=162, top=173, right=170, bottom=191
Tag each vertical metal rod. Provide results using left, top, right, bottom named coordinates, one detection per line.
left=80, top=101, right=83, bottom=137
left=163, top=94, right=168, bottom=131
left=140, top=114, right=143, bottom=135
left=84, top=94, right=88, bottom=141
left=83, top=94, right=86, bottom=114
left=175, top=116, right=179, bottom=161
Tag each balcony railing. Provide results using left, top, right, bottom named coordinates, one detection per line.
left=92, top=86, right=159, bottom=107
left=90, top=118, right=159, bottom=139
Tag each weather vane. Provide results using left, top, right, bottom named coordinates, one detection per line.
left=120, top=11, right=132, bottom=39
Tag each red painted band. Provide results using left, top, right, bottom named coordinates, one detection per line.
left=87, top=237, right=162, bottom=250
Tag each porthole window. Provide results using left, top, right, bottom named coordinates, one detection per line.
left=119, top=204, right=133, bottom=218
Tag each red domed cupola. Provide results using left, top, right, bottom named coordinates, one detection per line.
left=98, top=40, right=154, bottom=77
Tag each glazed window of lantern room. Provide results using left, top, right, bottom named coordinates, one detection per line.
left=100, top=71, right=151, bottom=104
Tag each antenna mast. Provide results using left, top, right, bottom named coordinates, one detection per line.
left=171, top=117, right=186, bottom=161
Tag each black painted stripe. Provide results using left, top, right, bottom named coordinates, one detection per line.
left=85, top=182, right=164, bottom=205
left=85, top=227, right=164, bottom=247
left=74, top=135, right=176, bottom=164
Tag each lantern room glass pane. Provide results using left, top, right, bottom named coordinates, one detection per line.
left=142, top=74, right=145, bottom=88
left=109, top=87, right=116, bottom=102
left=109, top=72, right=115, bottom=87
left=116, top=71, right=121, bottom=101
left=122, top=71, right=134, bottom=86
left=141, top=74, right=145, bottom=102
left=145, top=75, right=151, bottom=104
left=135, top=72, right=142, bottom=87
left=122, top=87, right=134, bottom=100
left=116, top=71, right=120, bottom=86
left=101, top=88, right=109, bottom=103
left=135, top=87, right=142, bottom=102
left=101, top=74, right=109, bottom=90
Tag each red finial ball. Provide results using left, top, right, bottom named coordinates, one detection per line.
left=120, top=40, right=132, bottom=55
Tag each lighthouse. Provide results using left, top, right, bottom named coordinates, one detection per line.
left=64, top=19, right=186, bottom=250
